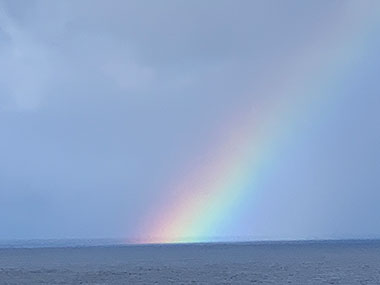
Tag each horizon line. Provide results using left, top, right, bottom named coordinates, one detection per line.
left=1, top=237, right=380, bottom=249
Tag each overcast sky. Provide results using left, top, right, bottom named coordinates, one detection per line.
left=0, top=0, right=380, bottom=241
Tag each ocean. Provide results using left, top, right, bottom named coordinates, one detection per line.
left=0, top=240, right=379, bottom=284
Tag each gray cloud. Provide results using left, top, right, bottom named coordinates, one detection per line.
left=0, top=4, right=55, bottom=110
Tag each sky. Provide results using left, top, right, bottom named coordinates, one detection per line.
left=0, top=0, right=380, bottom=243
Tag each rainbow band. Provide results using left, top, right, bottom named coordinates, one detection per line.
left=139, top=2, right=380, bottom=244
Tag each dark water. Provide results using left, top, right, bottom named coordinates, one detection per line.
left=0, top=240, right=379, bottom=284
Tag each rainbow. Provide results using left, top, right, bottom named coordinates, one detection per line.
left=138, top=2, right=380, bottom=244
